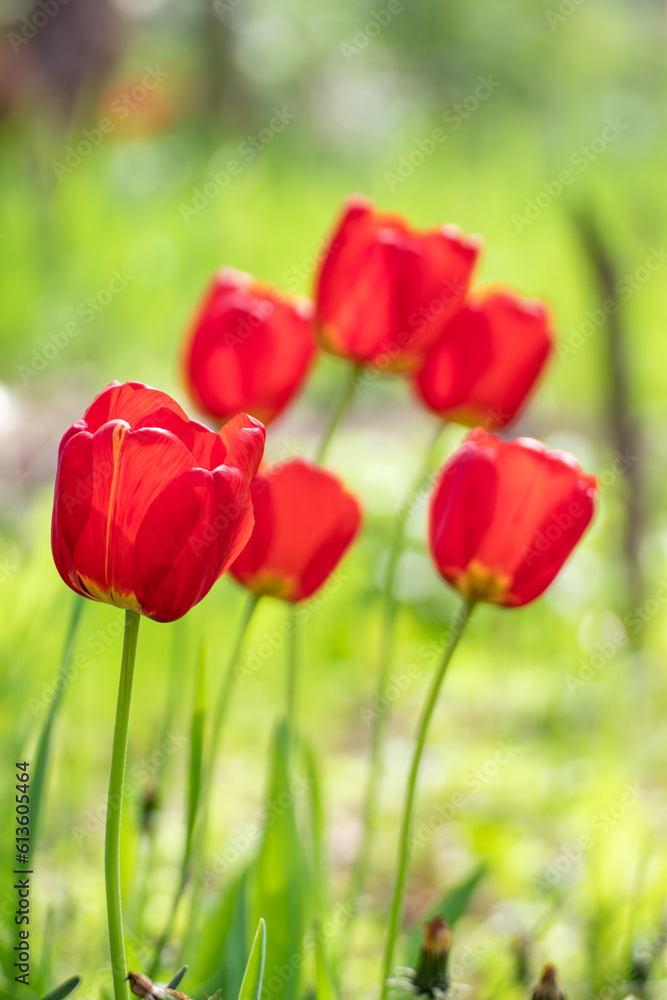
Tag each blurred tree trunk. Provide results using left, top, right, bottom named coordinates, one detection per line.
left=571, top=210, right=645, bottom=615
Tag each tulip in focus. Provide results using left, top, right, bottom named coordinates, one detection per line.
left=183, top=268, right=317, bottom=425
left=231, top=458, right=362, bottom=601
left=52, top=380, right=265, bottom=622
left=414, top=289, right=554, bottom=430
left=429, top=429, right=597, bottom=607
left=315, top=195, right=480, bottom=371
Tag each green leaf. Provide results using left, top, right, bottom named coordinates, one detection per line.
left=406, top=863, right=487, bottom=966
left=301, top=743, right=338, bottom=1000
left=238, top=919, right=267, bottom=1000
left=251, top=721, right=307, bottom=1000
left=38, top=975, right=81, bottom=1000
left=314, top=917, right=338, bottom=1000
left=166, top=966, right=188, bottom=990
left=186, top=644, right=206, bottom=856
left=192, top=865, right=251, bottom=999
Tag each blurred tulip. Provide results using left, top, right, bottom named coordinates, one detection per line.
left=183, top=268, right=317, bottom=425
left=52, top=380, right=265, bottom=623
left=231, top=458, right=362, bottom=601
left=429, top=429, right=597, bottom=607
left=315, top=195, right=480, bottom=371
left=414, top=289, right=554, bottom=430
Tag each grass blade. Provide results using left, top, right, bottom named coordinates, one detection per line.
left=187, top=643, right=206, bottom=857
left=31, top=595, right=85, bottom=849
left=251, top=721, right=306, bottom=1000
left=166, top=966, right=188, bottom=990
left=238, top=919, right=267, bottom=1000
left=406, top=862, right=486, bottom=965
left=39, top=975, right=81, bottom=1000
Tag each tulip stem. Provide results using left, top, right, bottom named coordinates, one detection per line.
left=315, top=362, right=363, bottom=464
left=105, top=609, right=141, bottom=1000
left=285, top=604, right=299, bottom=755
left=380, top=596, right=474, bottom=1000
left=338, top=423, right=445, bottom=972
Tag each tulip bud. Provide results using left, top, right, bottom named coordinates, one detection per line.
left=412, top=916, right=452, bottom=997
left=531, top=964, right=566, bottom=1000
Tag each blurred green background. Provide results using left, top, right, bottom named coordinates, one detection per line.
left=1, top=1, right=667, bottom=999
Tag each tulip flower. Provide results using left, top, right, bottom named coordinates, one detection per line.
left=414, top=289, right=554, bottom=430
left=52, top=380, right=265, bottom=624
left=231, top=458, right=362, bottom=602
left=183, top=268, right=317, bottom=425
left=314, top=195, right=480, bottom=371
left=429, top=429, right=598, bottom=607
left=381, top=431, right=596, bottom=1000
left=51, top=380, right=265, bottom=1000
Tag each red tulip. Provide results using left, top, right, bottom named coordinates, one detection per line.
left=52, top=381, right=265, bottom=623
left=183, top=268, right=317, bottom=425
left=429, top=429, right=597, bottom=607
left=414, top=289, right=554, bottom=430
left=314, top=195, right=480, bottom=371
left=231, top=459, right=362, bottom=602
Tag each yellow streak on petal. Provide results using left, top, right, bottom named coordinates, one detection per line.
left=104, top=422, right=126, bottom=586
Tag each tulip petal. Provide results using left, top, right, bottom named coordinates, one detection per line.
left=51, top=429, right=94, bottom=593
left=429, top=444, right=499, bottom=580
left=231, top=459, right=361, bottom=602
left=133, top=465, right=253, bottom=621
left=218, top=413, right=266, bottom=481
left=183, top=270, right=317, bottom=425
left=83, top=381, right=190, bottom=434
left=299, top=492, right=362, bottom=600
left=415, top=291, right=553, bottom=429
left=73, top=421, right=196, bottom=607
left=508, top=477, right=597, bottom=605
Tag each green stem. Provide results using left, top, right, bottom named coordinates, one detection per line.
left=285, top=604, right=298, bottom=750
left=380, top=597, right=474, bottom=1000
left=175, top=593, right=259, bottom=966
left=338, top=424, right=445, bottom=967
left=314, top=363, right=363, bottom=465
left=105, top=610, right=141, bottom=1000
